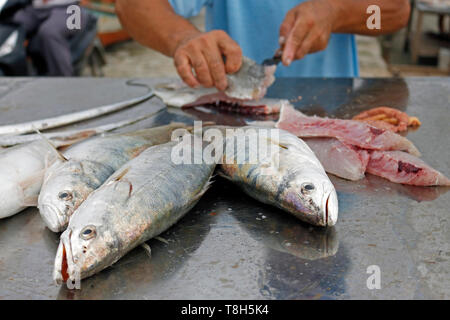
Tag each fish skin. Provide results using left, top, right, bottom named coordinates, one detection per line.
left=276, top=105, right=421, bottom=156
left=216, top=126, right=338, bottom=227
left=225, top=56, right=276, bottom=100
left=38, top=123, right=186, bottom=232
left=53, top=138, right=216, bottom=284
left=303, top=138, right=369, bottom=181
left=0, top=137, right=91, bottom=219
left=366, top=150, right=450, bottom=186
left=0, top=88, right=155, bottom=136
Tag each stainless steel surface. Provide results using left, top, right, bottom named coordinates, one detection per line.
left=0, top=77, right=449, bottom=299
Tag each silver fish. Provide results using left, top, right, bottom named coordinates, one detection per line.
left=0, top=85, right=155, bottom=136
left=216, top=126, right=338, bottom=227
left=53, top=137, right=215, bottom=285
left=0, top=136, right=92, bottom=219
left=38, top=123, right=186, bottom=232
left=0, top=109, right=164, bottom=147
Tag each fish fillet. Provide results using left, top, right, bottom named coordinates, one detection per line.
left=366, top=151, right=450, bottom=186
left=276, top=105, right=420, bottom=156
left=303, top=138, right=369, bottom=181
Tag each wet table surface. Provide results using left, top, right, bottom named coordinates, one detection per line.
left=0, top=77, right=449, bottom=299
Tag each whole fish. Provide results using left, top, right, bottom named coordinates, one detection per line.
left=53, top=137, right=215, bottom=285
left=276, top=105, right=421, bottom=156
left=0, top=135, right=92, bottom=219
left=217, top=126, right=338, bottom=227
left=0, top=109, right=164, bottom=147
left=38, top=123, right=186, bottom=232
left=0, top=83, right=154, bottom=136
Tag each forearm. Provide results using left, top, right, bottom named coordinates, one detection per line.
left=329, top=0, right=411, bottom=35
left=116, top=0, right=201, bottom=57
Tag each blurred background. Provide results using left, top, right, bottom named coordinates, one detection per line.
left=1, top=0, right=449, bottom=77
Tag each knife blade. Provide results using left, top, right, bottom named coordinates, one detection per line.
left=262, top=49, right=283, bottom=66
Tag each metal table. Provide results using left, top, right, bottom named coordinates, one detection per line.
left=0, top=77, right=449, bottom=299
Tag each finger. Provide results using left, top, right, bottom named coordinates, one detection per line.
left=293, top=31, right=316, bottom=61
left=282, top=19, right=308, bottom=66
left=189, top=51, right=214, bottom=88
left=174, top=53, right=200, bottom=88
left=202, top=43, right=228, bottom=91
left=279, top=9, right=296, bottom=46
left=217, top=32, right=242, bottom=74
left=309, top=32, right=329, bottom=53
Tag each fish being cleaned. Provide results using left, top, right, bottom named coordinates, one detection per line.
left=154, top=64, right=282, bottom=116
left=0, top=82, right=155, bottom=136
left=216, top=126, right=338, bottom=227
left=38, top=123, right=186, bottom=232
left=225, top=56, right=276, bottom=100
left=182, top=92, right=289, bottom=115
left=366, top=151, right=450, bottom=186
left=0, top=135, right=92, bottom=219
left=54, top=137, right=216, bottom=285
left=154, top=82, right=285, bottom=115
left=276, top=105, right=421, bottom=156
left=303, top=138, right=370, bottom=181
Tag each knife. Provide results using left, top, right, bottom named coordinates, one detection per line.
left=262, top=49, right=283, bottom=66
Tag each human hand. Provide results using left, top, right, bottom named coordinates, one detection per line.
left=173, top=30, right=243, bottom=91
left=279, top=0, right=339, bottom=66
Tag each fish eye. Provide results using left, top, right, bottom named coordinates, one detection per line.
left=301, top=183, right=315, bottom=194
left=58, top=191, right=73, bottom=201
left=80, top=225, right=97, bottom=240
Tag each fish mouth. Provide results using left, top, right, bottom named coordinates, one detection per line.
left=324, top=190, right=339, bottom=227
left=54, top=230, right=80, bottom=287
left=38, top=203, right=67, bottom=232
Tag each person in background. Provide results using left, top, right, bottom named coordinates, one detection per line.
left=12, top=0, right=86, bottom=76
left=117, top=0, right=410, bottom=91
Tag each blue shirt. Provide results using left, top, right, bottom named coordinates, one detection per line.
left=169, top=0, right=359, bottom=77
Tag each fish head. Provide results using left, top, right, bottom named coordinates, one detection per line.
left=281, top=167, right=338, bottom=227
left=38, top=160, right=102, bottom=232
left=53, top=199, right=120, bottom=285
left=53, top=182, right=131, bottom=286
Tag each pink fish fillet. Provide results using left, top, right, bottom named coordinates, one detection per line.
left=182, top=92, right=288, bottom=115
left=276, top=105, right=421, bottom=156
left=366, top=151, right=450, bottom=186
left=303, top=138, right=369, bottom=181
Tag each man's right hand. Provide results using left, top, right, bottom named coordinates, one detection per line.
left=172, top=30, right=243, bottom=91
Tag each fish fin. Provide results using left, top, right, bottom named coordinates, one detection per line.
left=216, top=170, right=233, bottom=181
left=154, top=236, right=169, bottom=244
left=23, top=195, right=38, bottom=207
left=34, top=128, right=68, bottom=162
left=19, top=170, right=45, bottom=190
left=112, top=169, right=133, bottom=197
left=53, top=130, right=96, bottom=148
left=192, top=176, right=215, bottom=202
left=141, top=243, right=152, bottom=258
left=114, top=168, right=130, bottom=181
